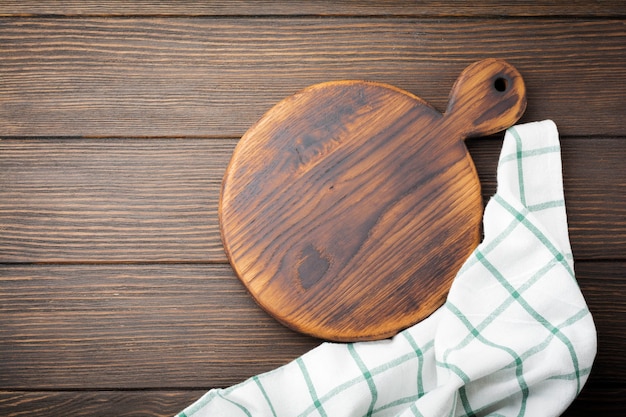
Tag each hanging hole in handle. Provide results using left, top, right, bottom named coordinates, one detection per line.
left=494, top=77, right=508, bottom=92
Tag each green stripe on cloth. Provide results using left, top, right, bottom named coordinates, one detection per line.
left=494, top=194, right=575, bottom=279
left=475, top=250, right=582, bottom=393
left=298, top=351, right=421, bottom=416
left=459, top=386, right=477, bottom=417
left=510, top=126, right=527, bottom=206
left=501, top=307, right=589, bottom=377
left=549, top=366, right=592, bottom=381
left=372, top=395, right=420, bottom=414
left=436, top=360, right=471, bottom=385
left=498, top=145, right=561, bottom=165
left=447, top=302, right=529, bottom=417
left=527, top=199, right=565, bottom=212
left=402, top=332, right=430, bottom=396
left=444, top=257, right=560, bottom=365
left=217, top=391, right=252, bottom=417
left=297, top=358, right=328, bottom=417
left=409, top=403, right=425, bottom=417
left=254, top=376, right=277, bottom=417
left=348, top=343, right=378, bottom=416
left=457, top=212, right=521, bottom=275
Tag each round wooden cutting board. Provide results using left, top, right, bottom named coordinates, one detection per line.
left=220, top=59, right=526, bottom=341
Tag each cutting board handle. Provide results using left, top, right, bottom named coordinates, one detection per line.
left=445, top=58, right=526, bottom=138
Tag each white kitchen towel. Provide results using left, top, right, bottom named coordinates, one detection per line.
left=177, top=120, right=596, bottom=417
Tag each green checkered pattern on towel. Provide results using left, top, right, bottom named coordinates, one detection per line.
left=177, top=120, right=596, bottom=417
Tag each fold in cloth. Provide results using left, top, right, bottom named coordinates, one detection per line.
left=177, top=120, right=596, bottom=417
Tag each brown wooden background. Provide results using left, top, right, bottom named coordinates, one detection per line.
left=1, top=2, right=624, bottom=416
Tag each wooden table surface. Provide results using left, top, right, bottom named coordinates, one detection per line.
left=1, top=2, right=624, bottom=416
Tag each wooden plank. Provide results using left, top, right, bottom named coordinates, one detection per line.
left=0, top=390, right=206, bottom=417
left=0, top=261, right=623, bottom=390
left=1, top=1, right=624, bottom=17
left=1, top=138, right=624, bottom=263
left=574, top=261, right=626, bottom=386
left=0, top=384, right=624, bottom=417
left=563, top=386, right=626, bottom=416
left=0, top=264, right=320, bottom=390
left=1, top=18, right=624, bottom=137
left=0, top=139, right=234, bottom=262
